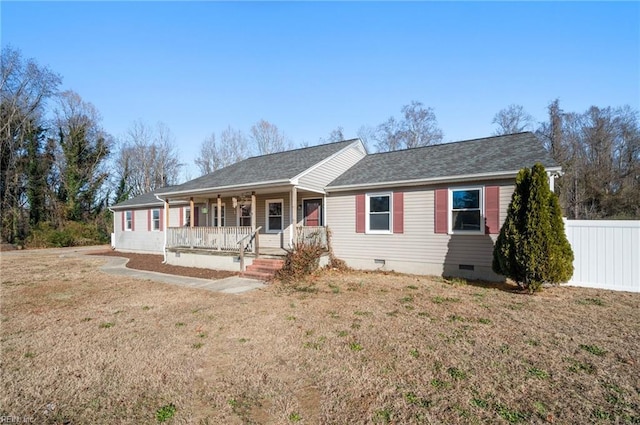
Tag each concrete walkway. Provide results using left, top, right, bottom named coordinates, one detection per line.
left=1, top=246, right=266, bottom=294
left=94, top=255, right=266, bottom=294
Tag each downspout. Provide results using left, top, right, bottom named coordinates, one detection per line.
left=155, top=194, right=168, bottom=263
left=108, top=207, right=115, bottom=249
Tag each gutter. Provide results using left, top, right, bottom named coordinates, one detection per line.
left=154, top=179, right=291, bottom=197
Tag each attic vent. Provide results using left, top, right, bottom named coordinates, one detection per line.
left=459, top=264, right=474, bottom=271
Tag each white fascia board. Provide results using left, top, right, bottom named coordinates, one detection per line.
left=110, top=202, right=163, bottom=210
left=325, top=168, right=562, bottom=193
left=154, top=179, right=291, bottom=197
left=290, top=140, right=365, bottom=182
left=295, top=185, right=325, bottom=194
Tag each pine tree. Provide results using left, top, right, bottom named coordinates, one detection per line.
left=493, top=163, right=574, bottom=292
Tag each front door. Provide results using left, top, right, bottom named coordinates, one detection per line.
left=303, top=199, right=322, bottom=226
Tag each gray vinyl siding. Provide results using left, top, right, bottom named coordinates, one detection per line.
left=297, top=143, right=366, bottom=192
left=327, top=180, right=515, bottom=279
left=114, top=206, right=182, bottom=253
left=255, top=193, right=291, bottom=249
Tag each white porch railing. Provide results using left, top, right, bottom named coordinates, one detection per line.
left=297, top=226, right=328, bottom=249
left=167, top=226, right=254, bottom=252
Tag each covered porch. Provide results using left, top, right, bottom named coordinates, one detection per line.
left=160, top=184, right=328, bottom=268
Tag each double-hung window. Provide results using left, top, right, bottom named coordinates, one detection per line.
left=238, top=204, right=251, bottom=227
left=213, top=205, right=225, bottom=227
left=184, top=207, right=191, bottom=227
left=125, top=211, right=133, bottom=231
left=366, top=192, right=392, bottom=233
left=152, top=209, right=160, bottom=231
left=266, top=199, right=283, bottom=232
left=450, top=187, right=483, bottom=233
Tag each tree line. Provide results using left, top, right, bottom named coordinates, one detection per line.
left=1, top=47, right=638, bottom=246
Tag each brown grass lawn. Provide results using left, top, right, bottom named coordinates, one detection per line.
left=1, top=249, right=639, bottom=424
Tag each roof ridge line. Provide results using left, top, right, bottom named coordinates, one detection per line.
left=365, top=132, right=534, bottom=156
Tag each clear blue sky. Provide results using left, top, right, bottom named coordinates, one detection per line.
left=2, top=1, right=639, bottom=178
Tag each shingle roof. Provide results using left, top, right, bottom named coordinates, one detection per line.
left=155, top=139, right=359, bottom=196
left=327, top=132, right=558, bottom=189
left=111, top=191, right=164, bottom=210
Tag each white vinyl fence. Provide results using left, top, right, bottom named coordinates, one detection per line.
left=564, top=220, right=640, bottom=293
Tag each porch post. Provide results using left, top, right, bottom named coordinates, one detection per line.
left=163, top=199, right=169, bottom=262
left=251, top=191, right=257, bottom=254
left=189, top=197, right=195, bottom=249
left=290, top=186, right=297, bottom=247
left=217, top=195, right=222, bottom=228
left=251, top=191, right=257, bottom=230
left=217, top=195, right=222, bottom=251
left=189, top=197, right=195, bottom=228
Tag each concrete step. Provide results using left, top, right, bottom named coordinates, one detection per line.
left=241, top=257, right=285, bottom=280
left=252, top=258, right=284, bottom=268
left=241, top=270, right=274, bottom=280
left=246, top=266, right=281, bottom=274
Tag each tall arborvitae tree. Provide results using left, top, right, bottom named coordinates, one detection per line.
left=493, top=163, right=574, bottom=292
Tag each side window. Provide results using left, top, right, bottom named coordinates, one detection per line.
left=213, top=205, right=225, bottom=227
left=450, top=188, right=483, bottom=233
left=239, top=204, right=251, bottom=227
left=125, top=211, right=133, bottom=231
left=184, top=207, right=191, bottom=227
left=366, top=192, right=391, bottom=233
left=152, top=209, right=160, bottom=231
left=266, top=200, right=283, bottom=232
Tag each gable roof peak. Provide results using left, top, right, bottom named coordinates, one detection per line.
left=245, top=138, right=361, bottom=160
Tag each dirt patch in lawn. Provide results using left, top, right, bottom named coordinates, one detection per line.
left=88, top=250, right=237, bottom=280
left=2, top=249, right=639, bottom=424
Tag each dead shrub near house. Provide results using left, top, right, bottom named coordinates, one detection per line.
left=275, top=239, right=324, bottom=284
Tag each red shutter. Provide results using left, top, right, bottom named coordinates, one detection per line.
left=179, top=207, right=184, bottom=227
left=159, top=209, right=164, bottom=231
left=355, top=194, right=365, bottom=233
left=121, top=211, right=125, bottom=231
left=131, top=211, right=135, bottom=231
left=147, top=210, right=151, bottom=231
left=393, top=192, right=404, bottom=234
left=434, top=189, right=448, bottom=234
left=194, top=207, right=199, bottom=227
left=485, top=186, right=500, bottom=234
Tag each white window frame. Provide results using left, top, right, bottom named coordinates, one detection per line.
left=265, top=199, right=284, bottom=233
left=184, top=207, right=191, bottom=227
left=366, top=192, right=392, bottom=234
left=152, top=209, right=161, bottom=231
left=213, top=204, right=225, bottom=227
left=237, top=202, right=252, bottom=227
left=449, top=186, right=485, bottom=235
left=125, top=210, right=133, bottom=231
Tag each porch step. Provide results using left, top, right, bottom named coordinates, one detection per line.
left=242, top=258, right=285, bottom=280
left=252, top=258, right=285, bottom=268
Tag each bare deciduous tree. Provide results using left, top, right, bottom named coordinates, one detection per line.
left=1, top=46, right=61, bottom=242
left=375, top=116, right=403, bottom=152
left=53, top=90, right=112, bottom=221
left=537, top=100, right=640, bottom=219
left=375, top=101, right=443, bottom=152
left=492, top=104, right=535, bottom=135
left=400, top=101, right=443, bottom=148
left=250, top=119, right=291, bottom=155
left=194, top=126, right=250, bottom=176
left=115, top=120, right=182, bottom=198
left=356, top=125, right=375, bottom=152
